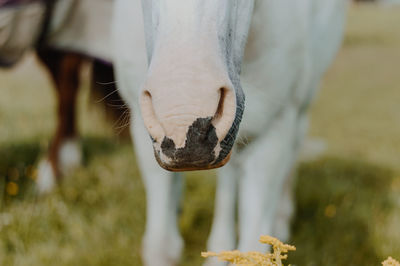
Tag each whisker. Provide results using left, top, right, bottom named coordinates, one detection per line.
left=96, top=81, right=118, bottom=85
left=115, top=112, right=131, bottom=135
left=95, top=89, right=119, bottom=103
left=106, top=103, right=128, bottom=109
left=112, top=109, right=131, bottom=133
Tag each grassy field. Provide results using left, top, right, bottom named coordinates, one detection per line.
left=0, top=4, right=400, bottom=266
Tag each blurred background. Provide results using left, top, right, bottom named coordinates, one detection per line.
left=0, top=2, right=399, bottom=265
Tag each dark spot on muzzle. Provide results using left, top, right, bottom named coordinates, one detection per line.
left=159, top=117, right=218, bottom=170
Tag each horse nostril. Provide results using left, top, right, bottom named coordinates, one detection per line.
left=143, top=90, right=151, bottom=99
left=213, top=87, right=226, bottom=123
left=211, top=86, right=236, bottom=141
left=141, top=90, right=152, bottom=109
left=140, top=90, right=165, bottom=142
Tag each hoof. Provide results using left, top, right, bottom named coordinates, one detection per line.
left=142, top=234, right=183, bottom=266
left=203, top=258, right=228, bottom=266
left=36, top=159, right=56, bottom=194
left=58, top=139, right=82, bottom=176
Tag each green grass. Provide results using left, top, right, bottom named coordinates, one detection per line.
left=310, top=4, right=400, bottom=171
left=0, top=4, right=399, bottom=265
left=289, top=158, right=399, bottom=266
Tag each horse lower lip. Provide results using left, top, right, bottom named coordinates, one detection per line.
left=157, top=151, right=232, bottom=172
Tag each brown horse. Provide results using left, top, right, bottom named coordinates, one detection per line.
left=1, top=0, right=125, bottom=193
left=35, top=49, right=126, bottom=192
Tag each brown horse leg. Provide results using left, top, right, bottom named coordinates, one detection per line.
left=36, top=49, right=83, bottom=193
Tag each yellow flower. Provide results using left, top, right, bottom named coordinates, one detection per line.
left=202, top=235, right=295, bottom=266
left=6, top=182, right=19, bottom=196
left=382, top=257, right=400, bottom=266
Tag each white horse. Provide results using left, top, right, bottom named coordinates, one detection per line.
left=113, top=1, right=347, bottom=265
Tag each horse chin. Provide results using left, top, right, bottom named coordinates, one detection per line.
left=154, top=150, right=232, bottom=172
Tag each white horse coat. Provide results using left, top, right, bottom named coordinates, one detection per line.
left=113, top=0, right=347, bottom=266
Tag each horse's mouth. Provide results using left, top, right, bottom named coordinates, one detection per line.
left=154, top=150, right=232, bottom=172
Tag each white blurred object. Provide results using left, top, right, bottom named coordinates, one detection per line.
left=0, top=1, right=45, bottom=66
left=37, top=159, right=56, bottom=194
left=58, top=139, right=82, bottom=176
left=299, top=138, right=328, bottom=162
left=48, top=0, right=113, bottom=62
